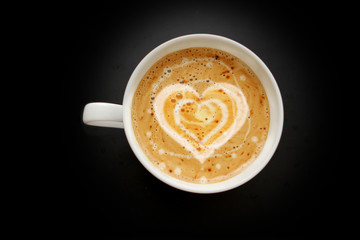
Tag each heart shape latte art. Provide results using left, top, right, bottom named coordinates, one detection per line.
left=154, top=82, right=249, bottom=163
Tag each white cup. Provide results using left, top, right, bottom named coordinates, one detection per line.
left=83, top=34, right=284, bottom=193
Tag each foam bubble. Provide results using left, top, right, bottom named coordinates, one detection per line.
left=146, top=131, right=152, bottom=138
left=231, top=153, right=237, bottom=158
left=159, top=162, right=166, bottom=170
left=200, top=176, right=208, bottom=184
left=240, top=75, right=246, bottom=81
left=251, top=136, right=258, bottom=142
left=216, top=163, right=221, bottom=169
left=174, top=167, right=181, bottom=175
left=158, top=149, right=165, bottom=155
left=164, top=67, right=172, bottom=77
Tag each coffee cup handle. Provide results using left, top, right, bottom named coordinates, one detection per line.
left=83, top=102, right=124, bottom=129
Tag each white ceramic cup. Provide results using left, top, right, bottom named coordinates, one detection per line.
left=83, top=34, right=284, bottom=193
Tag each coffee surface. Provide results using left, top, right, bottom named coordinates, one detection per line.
left=132, top=48, right=270, bottom=183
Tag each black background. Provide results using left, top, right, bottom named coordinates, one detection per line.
left=58, top=1, right=343, bottom=236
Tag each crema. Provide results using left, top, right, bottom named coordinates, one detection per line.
left=132, top=48, right=270, bottom=183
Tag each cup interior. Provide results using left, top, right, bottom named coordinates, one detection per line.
left=123, top=34, right=283, bottom=193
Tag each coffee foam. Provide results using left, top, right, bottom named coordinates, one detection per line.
left=132, top=47, right=270, bottom=184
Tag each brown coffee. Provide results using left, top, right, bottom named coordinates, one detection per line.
left=132, top=47, right=270, bottom=183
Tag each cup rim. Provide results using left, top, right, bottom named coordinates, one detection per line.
left=123, top=33, right=284, bottom=193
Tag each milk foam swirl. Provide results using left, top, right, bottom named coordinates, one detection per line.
left=154, top=82, right=249, bottom=163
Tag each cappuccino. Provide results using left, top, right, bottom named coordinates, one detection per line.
left=132, top=47, right=270, bottom=183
